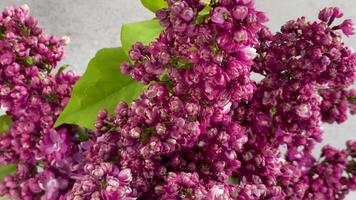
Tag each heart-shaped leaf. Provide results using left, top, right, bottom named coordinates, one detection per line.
left=140, top=0, right=167, bottom=13
left=54, top=48, right=144, bottom=129
left=121, top=19, right=163, bottom=56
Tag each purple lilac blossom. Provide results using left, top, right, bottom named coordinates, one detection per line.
left=0, top=1, right=356, bottom=200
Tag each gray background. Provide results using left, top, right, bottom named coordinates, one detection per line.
left=0, top=0, right=355, bottom=199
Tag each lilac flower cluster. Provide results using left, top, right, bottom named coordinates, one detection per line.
left=319, top=88, right=356, bottom=124
left=67, top=163, right=134, bottom=200
left=121, top=0, right=267, bottom=104
left=0, top=5, right=76, bottom=162
left=0, top=5, right=82, bottom=199
left=116, top=0, right=355, bottom=199
left=0, top=1, right=355, bottom=200
left=274, top=140, right=356, bottom=199
left=0, top=6, right=137, bottom=200
left=250, top=6, right=355, bottom=170
left=299, top=141, right=356, bottom=199
left=244, top=5, right=356, bottom=199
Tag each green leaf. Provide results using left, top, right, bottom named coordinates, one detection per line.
left=194, top=5, right=211, bottom=24
left=56, top=64, right=70, bottom=76
left=54, top=48, right=144, bottom=129
left=121, top=19, right=163, bottom=56
left=140, top=0, right=167, bottom=13
left=0, top=164, right=16, bottom=181
left=0, top=115, right=12, bottom=134
left=199, top=5, right=211, bottom=16
left=227, top=175, right=239, bottom=185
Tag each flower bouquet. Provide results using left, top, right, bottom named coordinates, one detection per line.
left=0, top=0, right=355, bottom=199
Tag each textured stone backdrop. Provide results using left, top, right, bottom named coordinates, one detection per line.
left=0, top=1, right=355, bottom=199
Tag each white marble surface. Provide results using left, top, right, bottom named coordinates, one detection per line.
left=0, top=0, right=355, bottom=199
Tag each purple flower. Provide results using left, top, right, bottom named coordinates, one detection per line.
left=339, top=19, right=355, bottom=36
left=38, top=169, right=68, bottom=200
left=211, top=7, right=231, bottom=24
left=41, top=129, right=70, bottom=160
left=1, top=2, right=356, bottom=200
left=318, top=7, right=343, bottom=22
left=232, top=5, right=248, bottom=20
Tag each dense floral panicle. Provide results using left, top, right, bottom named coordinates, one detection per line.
left=115, top=3, right=356, bottom=200
left=0, top=72, right=78, bottom=165
left=319, top=88, right=356, bottom=123
left=116, top=3, right=268, bottom=195
left=0, top=5, right=79, bottom=200
left=243, top=6, right=356, bottom=199
left=117, top=2, right=267, bottom=196
left=238, top=79, right=325, bottom=168
left=279, top=141, right=356, bottom=199
left=121, top=0, right=267, bottom=106
left=99, top=80, right=247, bottom=198
left=254, top=17, right=355, bottom=87
left=250, top=7, right=356, bottom=157
left=0, top=5, right=66, bottom=71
